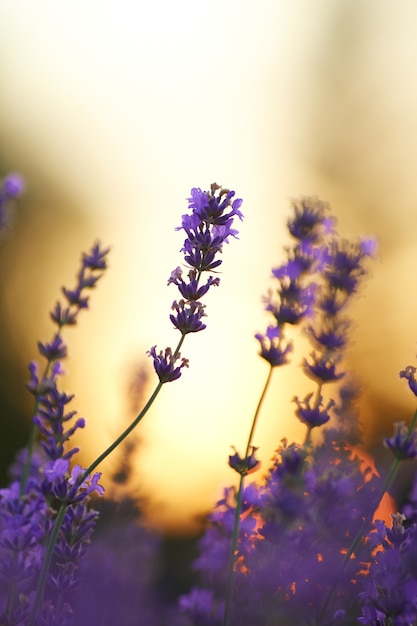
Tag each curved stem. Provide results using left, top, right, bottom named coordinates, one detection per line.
left=28, top=502, right=66, bottom=626
left=81, top=379, right=164, bottom=481
left=223, top=364, right=274, bottom=626
left=244, top=364, right=274, bottom=457
left=223, top=475, right=244, bottom=626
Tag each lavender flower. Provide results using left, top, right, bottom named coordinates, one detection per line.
left=256, top=197, right=331, bottom=369
left=147, top=346, right=189, bottom=383
left=358, top=515, right=417, bottom=625
left=149, top=183, right=242, bottom=381
left=0, top=172, right=24, bottom=235
left=400, top=364, right=417, bottom=397
left=384, top=420, right=417, bottom=460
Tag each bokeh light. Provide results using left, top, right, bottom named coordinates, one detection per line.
left=0, top=1, right=417, bottom=533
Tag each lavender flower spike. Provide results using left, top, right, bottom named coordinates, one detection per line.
left=149, top=184, right=242, bottom=382
left=147, top=346, right=189, bottom=383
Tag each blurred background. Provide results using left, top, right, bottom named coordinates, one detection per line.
left=0, top=0, right=416, bottom=536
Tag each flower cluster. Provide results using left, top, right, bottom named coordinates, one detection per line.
left=180, top=197, right=380, bottom=626
left=0, top=238, right=108, bottom=625
left=149, top=183, right=243, bottom=383
left=4, top=175, right=417, bottom=626
left=256, top=197, right=331, bottom=368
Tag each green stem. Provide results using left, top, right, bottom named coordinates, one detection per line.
left=28, top=502, right=66, bottom=626
left=223, top=365, right=274, bottom=626
left=28, top=333, right=186, bottom=621
left=244, top=364, right=274, bottom=457
left=80, top=379, right=164, bottom=482
left=223, top=474, right=245, bottom=626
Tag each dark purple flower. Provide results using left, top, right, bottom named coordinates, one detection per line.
left=82, top=241, right=109, bottom=271
left=168, top=267, right=220, bottom=301
left=187, top=184, right=243, bottom=228
left=177, top=183, right=243, bottom=273
left=50, top=302, right=78, bottom=326
left=287, top=197, right=334, bottom=246
left=147, top=346, right=189, bottom=383
left=266, top=280, right=317, bottom=326
left=37, top=334, right=68, bottom=362
left=255, top=325, right=293, bottom=367
left=293, top=393, right=335, bottom=429
left=170, top=299, right=207, bottom=334
left=303, top=352, right=345, bottom=384
left=228, top=446, right=260, bottom=476
left=400, top=365, right=417, bottom=397
left=323, top=237, right=376, bottom=295
left=0, top=172, right=24, bottom=234
left=384, top=421, right=417, bottom=460
left=66, top=465, right=105, bottom=502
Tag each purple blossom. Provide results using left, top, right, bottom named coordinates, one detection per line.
left=0, top=172, right=24, bottom=234
left=37, top=334, right=68, bottom=362
left=323, top=237, right=376, bottom=295
left=384, top=420, right=417, bottom=460
left=176, top=183, right=243, bottom=273
left=186, top=184, right=243, bottom=228
left=287, top=197, right=334, bottom=247
left=147, top=346, right=189, bottom=383
left=168, top=267, right=220, bottom=301
left=255, top=325, right=293, bottom=367
left=228, top=446, right=260, bottom=476
left=170, top=299, right=207, bottom=334
left=400, top=364, right=417, bottom=397
left=293, top=393, right=335, bottom=429
left=66, top=465, right=105, bottom=502
left=303, top=351, right=345, bottom=383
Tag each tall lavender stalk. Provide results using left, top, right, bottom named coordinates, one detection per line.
left=10, top=184, right=243, bottom=626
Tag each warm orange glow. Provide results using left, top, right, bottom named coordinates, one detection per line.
left=0, top=3, right=416, bottom=534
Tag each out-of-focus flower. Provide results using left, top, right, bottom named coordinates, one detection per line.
left=384, top=420, right=417, bottom=460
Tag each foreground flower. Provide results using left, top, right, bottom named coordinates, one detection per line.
left=149, top=183, right=243, bottom=382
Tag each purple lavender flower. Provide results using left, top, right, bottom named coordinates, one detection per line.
left=228, top=446, right=260, bottom=476
left=0, top=172, right=24, bottom=234
left=182, top=425, right=380, bottom=626
left=400, top=364, right=417, bottom=397
left=303, top=235, right=375, bottom=388
left=287, top=197, right=334, bottom=247
left=256, top=197, right=331, bottom=369
left=358, top=516, right=417, bottom=625
left=170, top=299, right=207, bottom=334
left=384, top=420, right=417, bottom=460
left=177, top=184, right=243, bottom=273
left=149, top=184, right=242, bottom=381
left=293, top=393, right=335, bottom=430
left=255, top=325, right=293, bottom=367
left=147, top=346, right=189, bottom=383
left=54, top=241, right=109, bottom=325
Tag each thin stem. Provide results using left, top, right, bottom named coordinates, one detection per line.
left=28, top=502, right=66, bottom=626
left=223, top=364, right=274, bottom=626
left=244, top=364, right=274, bottom=457
left=29, top=333, right=186, bottom=620
left=80, top=334, right=186, bottom=484
left=223, top=474, right=244, bottom=626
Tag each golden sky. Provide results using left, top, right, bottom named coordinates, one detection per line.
left=1, top=1, right=417, bottom=533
